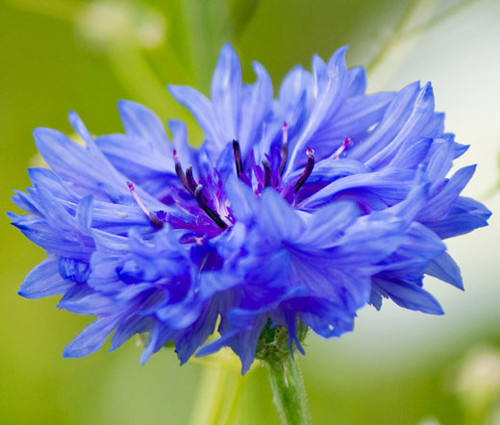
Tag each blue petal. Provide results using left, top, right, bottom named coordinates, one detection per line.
left=315, top=92, right=395, bottom=142
left=111, top=316, right=153, bottom=351
left=175, top=301, right=220, bottom=364
left=238, top=61, right=273, bottom=154
left=19, top=256, right=73, bottom=299
left=350, top=81, right=420, bottom=161
left=63, top=315, right=120, bottom=357
left=373, top=278, right=444, bottom=315
left=169, top=120, right=197, bottom=174
left=260, top=188, right=306, bottom=241
left=286, top=47, right=349, bottom=171
left=328, top=212, right=406, bottom=265
left=77, top=195, right=94, bottom=235
left=425, top=136, right=456, bottom=192
left=389, top=138, right=432, bottom=169
left=224, top=175, right=259, bottom=223
left=59, top=292, right=116, bottom=314
left=425, top=251, right=463, bottom=289
left=296, top=201, right=361, bottom=248
left=346, top=66, right=367, bottom=96
left=168, top=85, right=220, bottom=148
left=118, top=100, right=171, bottom=156
left=211, top=44, right=242, bottom=145
left=424, top=195, right=491, bottom=239
left=304, top=167, right=416, bottom=208
left=11, top=190, right=42, bottom=216
left=366, top=83, right=436, bottom=169
left=33, top=127, right=128, bottom=199
left=418, top=165, right=476, bottom=222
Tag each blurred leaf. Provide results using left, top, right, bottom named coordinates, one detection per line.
left=179, top=0, right=233, bottom=89
left=228, top=0, right=261, bottom=37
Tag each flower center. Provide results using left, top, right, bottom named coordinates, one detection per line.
left=173, top=150, right=228, bottom=230
left=126, top=126, right=361, bottom=239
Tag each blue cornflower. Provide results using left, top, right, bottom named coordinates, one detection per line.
left=11, top=44, right=490, bottom=373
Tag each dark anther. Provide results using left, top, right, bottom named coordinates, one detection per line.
left=279, top=122, right=288, bottom=175
left=148, top=213, right=164, bottom=229
left=173, top=152, right=227, bottom=230
left=185, top=166, right=198, bottom=194
left=173, top=150, right=190, bottom=192
left=294, top=147, right=315, bottom=192
left=127, top=181, right=164, bottom=229
left=232, top=139, right=244, bottom=178
left=263, top=159, right=272, bottom=187
left=194, top=185, right=227, bottom=229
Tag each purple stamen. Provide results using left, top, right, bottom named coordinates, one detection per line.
left=127, top=181, right=164, bottom=228
left=232, top=139, right=244, bottom=178
left=294, top=147, right=315, bottom=192
left=173, top=150, right=190, bottom=192
left=194, top=185, right=227, bottom=229
left=185, top=166, right=198, bottom=194
left=263, top=159, right=272, bottom=187
left=173, top=152, right=227, bottom=230
left=279, top=121, right=288, bottom=175
left=332, top=137, right=353, bottom=160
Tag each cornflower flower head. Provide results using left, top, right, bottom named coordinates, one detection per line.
left=10, top=44, right=491, bottom=373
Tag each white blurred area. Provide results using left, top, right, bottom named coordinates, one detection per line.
left=308, top=0, right=500, bottom=377
left=75, top=0, right=165, bottom=50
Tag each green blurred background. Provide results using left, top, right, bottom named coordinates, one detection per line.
left=1, top=0, right=500, bottom=424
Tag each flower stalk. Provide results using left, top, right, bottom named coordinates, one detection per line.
left=265, top=355, right=312, bottom=425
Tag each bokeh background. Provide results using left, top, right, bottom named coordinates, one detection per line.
left=1, top=0, right=500, bottom=424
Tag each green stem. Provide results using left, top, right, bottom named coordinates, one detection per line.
left=265, top=356, right=312, bottom=425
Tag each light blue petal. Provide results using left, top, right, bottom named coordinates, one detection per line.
left=373, top=278, right=444, bottom=315
left=346, top=66, right=366, bottom=96
left=424, top=195, right=491, bottom=239
left=77, top=195, right=94, bottom=235
left=211, top=43, right=242, bottom=145
left=425, top=251, right=463, bottom=289
left=12, top=190, right=42, bottom=216
left=118, top=100, right=171, bottom=156
left=224, top=175, right=259, bottom=223
left=111, top=316, right=153, bottom=351
left=314, top=92, right=395, bottom=141
left=366, top=83, right=436, bottom=169
left=425, top=136, right=455, bottom=192
left=303, top=167, right=416, bottom=208
left=19, top=256, right=72, bottom=299
left=389, top=138, right=432, bottom=169
left=63, top=315, right=120, bottom=357
left=297, top=201, right=361, bottom=248
left=59, top=292, right=116, bottom=314
left=169, top=120, right=198, bottom=174
left=350, top=81, right=420, bottom=161
left=260, top=188, right=305, bottom=241
left=418, top=165, right=476, bottom=222
left=168, top=85, right=221, bottom=148
left=238, top=61, right=273, bottom=155
left=286, top=47, right=349, bottom=171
